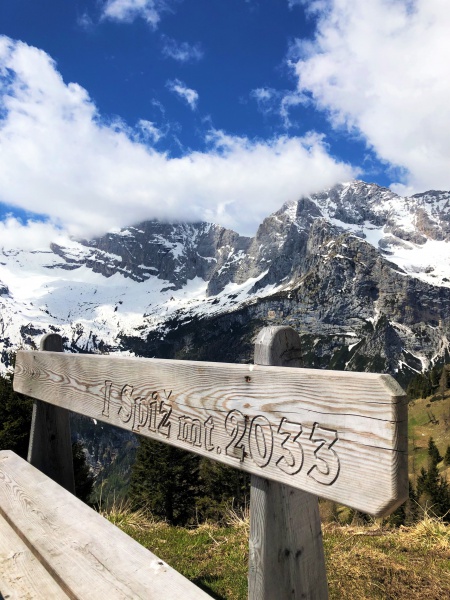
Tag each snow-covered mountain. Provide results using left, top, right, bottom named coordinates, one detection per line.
left=2, top=180, right=450, bottom=383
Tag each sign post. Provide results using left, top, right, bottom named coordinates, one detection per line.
left=249, top=326, right=328, bottom=599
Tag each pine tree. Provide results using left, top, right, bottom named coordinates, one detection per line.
left=130, top=438, right=200, bottom=525
left=389, top=480, right=420, bottom=526
left=406, top=365, right=443, bottom=400
left=404, top=481, right=420, bottom=525
left=416, top=463, right=450, bottom=520
left=416, top=466, right=428, bottom=498
left=428, top=437, right=443, bottom=467
left=196, top=458, right=249, bottom=522
left=431, top=365, right=443, bottom=389
left=0, top=374, right=94, bottom=505
left=407, top=373, right=432, bottom=399
left=0, top=374, right=33, bottom=458
left=444, top=445, right=450, bottom=466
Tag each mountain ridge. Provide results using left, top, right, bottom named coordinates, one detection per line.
left=2, top=180, right=450, bottom=383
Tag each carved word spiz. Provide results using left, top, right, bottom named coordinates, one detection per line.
left=102, top=381, right=341, bottom=486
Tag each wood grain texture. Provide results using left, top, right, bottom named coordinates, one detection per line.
left=13, top=347, right=408, bottom=515
left=0, top=514, right=69, bottom=599
left=27, top=335, right=75, bottom=494
left=254, top=325, right=303, bottom=368
left=0, top=451, right=211, bottom=600
left=249, top=476, right=328, bottom=600
left=249, top=327, right=328, bottom=600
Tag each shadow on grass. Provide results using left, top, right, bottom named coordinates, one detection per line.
left=192, top=576, right=228, bottom=600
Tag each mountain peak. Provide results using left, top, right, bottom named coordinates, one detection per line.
left=2, top=180, right=450, bottom=381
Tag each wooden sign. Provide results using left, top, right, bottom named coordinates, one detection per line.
left=14, top=350, right=408, bottom=516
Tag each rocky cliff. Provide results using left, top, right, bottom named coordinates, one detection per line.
left=2, top=180, right=450, bottom=385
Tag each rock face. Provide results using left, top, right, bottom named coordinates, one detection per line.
left=2, top=180, right=450, bottom=384
left=51, top=222, right=252, bottom=290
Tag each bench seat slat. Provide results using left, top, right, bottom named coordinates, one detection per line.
left=0, top=513, right=69, bottom=599
left=0, top=451, right=211, bottom=600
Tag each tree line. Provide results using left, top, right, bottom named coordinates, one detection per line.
left=0, top=374, right=93, bottom=502
left=130, top=437, right=249, bottom=525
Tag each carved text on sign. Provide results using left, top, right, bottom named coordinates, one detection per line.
left=102, top=382, right=340, bottom=486
left=103, top=382, right=172, bottom=437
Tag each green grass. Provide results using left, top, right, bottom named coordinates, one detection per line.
left=118, top=521, right=248, bottom=599
left=324, top=518, right=450, bottom=599
left=408, top=391, right=450, bottom=481
left=104, top=508, right=450, bottom=600
left=99, top=390, right=450, bottom=599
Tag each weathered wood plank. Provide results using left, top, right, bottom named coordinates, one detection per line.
left=249, top=477, right=328, bottom=600
left=254, top=325, right=303, bottom=369
left=0, top=514, right=69, bottom=599
left=13, top=349, right=408, bottom=515
left=0, top=451, right=211, bottom=600
left=27, top=334, right=75, bottom=493
left=249, top=326, right=328, bottom=600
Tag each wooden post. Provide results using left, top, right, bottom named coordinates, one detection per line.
left=27, top=334, right=75, bottom=493
left=248, top=326, right=328, bottom=600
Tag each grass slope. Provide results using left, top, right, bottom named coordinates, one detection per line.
left=408, top=391, right=450, bottom=482
left=107, top=511, right=450, bottom=600
left=97, top=389, right=450, bottom=599
left=99, top=389, right=450, bottom=599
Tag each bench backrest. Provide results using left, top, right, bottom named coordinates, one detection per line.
left=12, top=326, right=408, bottom=600
left=14, top=330, right=408, bottom=516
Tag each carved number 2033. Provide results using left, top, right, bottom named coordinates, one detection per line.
left=224, top=410, right=340, bottom=486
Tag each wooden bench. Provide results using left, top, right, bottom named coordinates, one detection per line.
left=0, top=450, right=211, bottom=599
left=1, top=326, right=408, bottom=599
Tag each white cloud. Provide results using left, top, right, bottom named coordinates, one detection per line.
left=251, top=87, right=278, bottom=113
left=292, top=0, right=450, bottom=193
left=166, top=78, right=199, bottom=110
left=0, top=217, right=64, bottom=251
left=280, top=93, right=306, bottom=127
left=77, top=13, right=95, bottom=31
left=136, top=119, right=164, bottom=143
left=0, top=36, right=355, bottom=242
left=251, top=87, right=305, bottom=128
left=161, top=36, right=203, bottom=62
left=101, top=0, right=175, bottom=28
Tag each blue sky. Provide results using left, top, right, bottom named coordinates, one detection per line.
left=0, top=0, right=449, bottom=244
